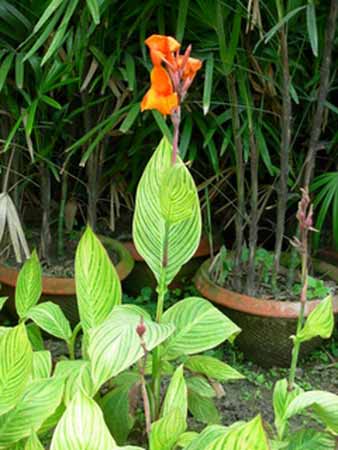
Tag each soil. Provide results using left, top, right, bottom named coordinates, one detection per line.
left=210, top=257, right=337, bottom=302
left=1, top=229, right=120, bottom=278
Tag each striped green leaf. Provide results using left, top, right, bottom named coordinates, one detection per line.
left=133, top=138, right=201, bottom=285
left=50, top=390, right=116, bottom=450
left=273, top=379, right=302, bottom=440
left=162, top=298, right=241, bottom=360
left=150, top=408, right=186, bottom=450
left=0, top=324, right=33, bottom=416
left=187, top=377, right=215, bottom=398
left=162, top=365, right=187, bottom=419
left=0, top=326, right=11, bottom=340
left=25, top=433, right=44, bottom=450
left=159, top=165, right=195, bottom=224
left=285, top=391, right=338, bottom=433
left=188, top=391, right=219, bottom=424
left=205, top=415, right=269, bottom=450
left=184, top=425, right=227, bottom=450
left=0, top=377, right=64, bottom=447
left=27, top=302, right=72, bottom=342
left=26, top=323, right=44, bottom=351
left=88, top=306, right=174, bottom=391
left=75, top=226, right=121, bottom=333
left=54, top=360, right=94, bottom=404
left=100, top=385, right=135, bottom=445
left=185, top=356, right=244, bottom=382
left=31, top=351, right=52, bottom=380
left=297, top=296, right=334, bottom=343
left=15, top=250, right=42, bottom=319
left=286, top=429, right=336, bottom=450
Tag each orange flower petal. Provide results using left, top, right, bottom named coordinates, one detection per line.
left=145, top=34, right=180, bottom=66
left=141, top=88, right=178, bottom=115
left=178, top=56, right=202, bottom=80
left=150, top=66, right=174, bottom=96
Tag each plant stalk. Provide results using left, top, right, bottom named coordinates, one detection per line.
left=227, top=75, right=245, bottom=291
left=303, top=0, right=338, bottom=187
left=274, top=20, right=292, bottom=285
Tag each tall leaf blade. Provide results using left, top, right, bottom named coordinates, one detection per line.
left=86, top=0, right=100, bottom=24
left=0, top=324, right=32, bottom=416
left=75, top=227, right=122, bottom=333
left=297, top=296, right=334, bottom=343
left=133, top=138, right=201, bottom=285
left=162, top=365, right=187, bottom=419
left=15, top=250, right=42, bottom=319
left=50, top=390, right=117, bottom=450
left=306, top=2, right=318, bottom=57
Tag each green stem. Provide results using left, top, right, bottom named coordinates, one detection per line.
left=67, top=322, right=82, bottom=360
left=151, top=222, right=169, bottom=418
left=288, top=229, right=308, bottom=390
left=57, top=171, right=68, bottom=258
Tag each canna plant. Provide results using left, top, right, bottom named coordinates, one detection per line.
left=0, top=34, right=337, bottom=450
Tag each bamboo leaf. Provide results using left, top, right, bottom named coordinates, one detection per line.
left=0, top=52, right=14, bottom=92
left=32, top=0, right=64, bottom=35
left=203, top=54, right=214, bottom=115
left=119, top=103, right=140, bottom=133
left=306, top=2, right=318, bottom=57
left=264, top=6, right=306, bottom=44
left=176, top=0, right=190, bottom=42
left=86, top=0, right=100, bottom=25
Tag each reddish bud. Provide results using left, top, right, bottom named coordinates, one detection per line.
left=136, top=317, right=146, bottom=338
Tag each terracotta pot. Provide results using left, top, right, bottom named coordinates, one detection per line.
left=122, top=236, right=220, bottom=295
left=194, top=259, right=338, bottom=368
left=0, top=236, right=134, bottom=324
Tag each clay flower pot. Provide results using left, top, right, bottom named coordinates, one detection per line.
left=122, top=235, right=219, bottom=295
left=194, top=259, right=338, bottom=367
left=0, top=236, right=134, bottom=324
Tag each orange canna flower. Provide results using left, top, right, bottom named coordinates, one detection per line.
left=178, top=56, right=202, bottom=81
left=141, top=66, right=178, bottom=115
left=145, top=34, right=180, bottom=66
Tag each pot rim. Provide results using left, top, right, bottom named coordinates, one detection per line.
left=194, top=259, right=338, bottom=319
left=0, top=235, right=134, bottom=296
